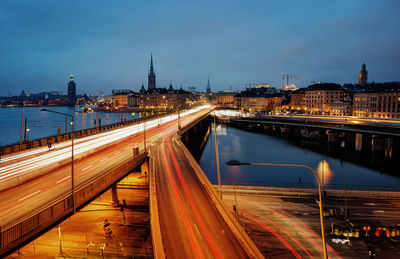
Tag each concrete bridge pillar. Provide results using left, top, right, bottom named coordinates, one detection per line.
left=111, top=185, right=119, bottom=207
left=133, top=146, right=139, bottom=156
left=384, top=138, right=393, bottom=158
left=371, top=135, right=385, bottom=152
left=141, top=159, right=149, bottom=177
left=280, top=126, right=290, bottom=136
left=344, top=132, right=355, bottom=149
left=355, top=133, right=363, bottom=151
left=327, top=131, right=339, bottom=143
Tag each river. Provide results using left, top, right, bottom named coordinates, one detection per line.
left=198, top=124, right=400, bottom=190
left=0, top=106, right=142, bottom=146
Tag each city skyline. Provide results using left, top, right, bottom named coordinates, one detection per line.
left=1, top=0, right=399, bottom=96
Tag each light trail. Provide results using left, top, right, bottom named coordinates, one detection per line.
left=0, top=105, right=211, bottom=185
left=244, top=212, right=302, bottom=259
left=253, top=211, right=314, bottom=259
left=161, top=137, right=205, bottom=259
left=275, top=207, right=342, bottom=259
left=56, top=175, right=71, bottom=184
left=81, top=165, right=92, bottom=171
left=18, top=190, right=41, bottom=202
left=167, top=133, right=223, bottom=259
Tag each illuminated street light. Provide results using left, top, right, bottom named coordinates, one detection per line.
left=226, top=159, right=328, bottom=259
left=41, top=109, right=76, bottom=213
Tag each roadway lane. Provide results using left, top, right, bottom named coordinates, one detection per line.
left=153, top=128, right=250, bottom=258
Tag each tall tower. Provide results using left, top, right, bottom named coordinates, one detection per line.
left=148, top=54, right=156, bottom=90
left=358, top=63, right=368, bottom=85
left=206, top=76, right=211, bottom=94
left=67, top=74, right=76, bottom=106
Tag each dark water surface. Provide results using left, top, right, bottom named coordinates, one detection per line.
left=198, top=124, right=400, bottom=189
left=0, top=107, right=141, bottom=146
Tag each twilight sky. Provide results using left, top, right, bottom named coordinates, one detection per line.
left=0, top=0, right=399, bottom=96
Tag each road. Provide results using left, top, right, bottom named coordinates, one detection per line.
left=151, top=129, right=250, bottom=258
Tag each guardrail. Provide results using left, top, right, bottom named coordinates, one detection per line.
left=217, top=183, right=400, bottom=200
left=216, top=180, right=400, bottom=192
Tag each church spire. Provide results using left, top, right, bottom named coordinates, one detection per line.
left=150, top=53, right=154, bottom=74
left=148, top=53, right=156, bottom=90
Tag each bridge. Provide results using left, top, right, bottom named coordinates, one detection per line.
left=0, top=106, right=263, bottom=258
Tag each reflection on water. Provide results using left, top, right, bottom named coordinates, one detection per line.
left=317, top=160, right=333, bottom=186
left=198, top=124, right=400, bottom=189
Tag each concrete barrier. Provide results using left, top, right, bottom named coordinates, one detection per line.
left=149, top=156, right=166, bottom=259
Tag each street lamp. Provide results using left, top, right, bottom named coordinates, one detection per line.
left=226, top=159, right=328, bottom=259
left=26, top=128, right=30, bottom=141
left=41, top=109, right=76, bottom=213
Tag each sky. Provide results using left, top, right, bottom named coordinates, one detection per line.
left=0, top=0, right=399, bottom=96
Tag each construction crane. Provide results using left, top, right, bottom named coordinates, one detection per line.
left=282, top=74, right=300, bottom=88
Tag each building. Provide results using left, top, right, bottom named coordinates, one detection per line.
left=330, top=101, right=352, bottom=116
left=139, top=84, right=193, bottom=110
left=148, top=54, right=156, bottom=90
left=289, top=88, right=306, bottom=112
left=266, top=94, right=283, bottom=113
left=113, top=94, right=128, bottom=108
left=128, top=93, right=140, bottom=107
left=214, top=91, right=237, bottom=107
left=67, top=74, right=76, bottom=106
left=353, top=91, right=400, bottom=118
left=359, top=63, right=368, bottom=85
left=305, top=83, right=344, bottom=114
left=241, top=96, right=267, bottom=112
left=188, top=86, right=196, bottom=94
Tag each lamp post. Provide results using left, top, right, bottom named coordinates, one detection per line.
left=226, top=159, right=328, bottom=259
left=143, top=121, right=147, bottom=152
left=26, top=128, right=30, bottom=141
left=41, top=109, right=76, bottom=213
left=213, top=113, right=222, bottom=199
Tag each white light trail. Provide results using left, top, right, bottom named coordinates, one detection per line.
left=0, top=105, right=211, bottom=183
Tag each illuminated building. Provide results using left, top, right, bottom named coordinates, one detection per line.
left=214, top=91, right=238, bottom=108
left=289, top=88, right=306, bottom=112
left=305, top=83, right=343, bottom=114
left=330, top=100, right=352, bottom=116
left=112, top=94, right=128, bottom=108
left=266, top=94, right=283, bottom=113
left=353, top=91, right=400, bottom=118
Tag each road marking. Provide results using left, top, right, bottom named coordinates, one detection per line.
left=194, top=223, right=201, bottom=238
left=373, top=210, right=385, bottom=213
left=364, top=203, right=376, bottom=206
left=100, top=157, right=108, bottom=162
left=19, top=190, right=41, bottom=201
left=82, top=165, right=93, bottom=171
left=56, top=175, right=71, bottom=184
left=114, top=151, right=121, bottom=155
